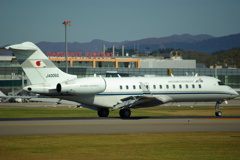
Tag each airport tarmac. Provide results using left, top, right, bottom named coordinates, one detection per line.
left=0, top=99, right=240, bottom=108
left=0, top=117, right=240, bottom=136
left=0, top=101, right=239, bottom=136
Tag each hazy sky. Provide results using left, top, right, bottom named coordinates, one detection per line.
left=1, top=0, right=240, bottom=45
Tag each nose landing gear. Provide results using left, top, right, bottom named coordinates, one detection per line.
left=215, top=101, right=223, bottom=117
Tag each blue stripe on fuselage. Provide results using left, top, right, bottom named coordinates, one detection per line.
left=97, top=92, right=235, bottom=96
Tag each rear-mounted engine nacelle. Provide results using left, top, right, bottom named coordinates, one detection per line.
left=56, top=77, right=106, bottom=95
left=23, top=85, right=57, bottom=94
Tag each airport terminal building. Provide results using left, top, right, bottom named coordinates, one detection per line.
left=0, top=53, right=239, bottom=95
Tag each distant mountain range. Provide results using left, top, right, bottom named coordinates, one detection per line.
left=37, top=33, right=240, bottom=54
left=1, top=33, right=240, bottom=55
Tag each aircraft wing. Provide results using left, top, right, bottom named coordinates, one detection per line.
left=154, top=95, right=174, bottom=104
left=0, top=95, right=39, bottom=103
left=0, top=95, right=38, bottom=99
left=112, top=82, right=173, bottom=110
left=0, top=95, right=80, bottom=107
left=112, top=94, right=173, bottom=110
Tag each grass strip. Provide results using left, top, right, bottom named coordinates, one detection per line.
left=0, top=106, right=239, bottom=118
left=0, top=132, right=239, bottom=160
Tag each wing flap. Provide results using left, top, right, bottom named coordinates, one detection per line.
left=113, top=95, right=173, bottom=110
left=154, top=95, right=173, bottom=103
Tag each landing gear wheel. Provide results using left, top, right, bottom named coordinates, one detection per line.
left=215, top=111, right=222, bottom=117
left=214, top=101, right=223, bottom=117
left=98, top=108, right=109, bottom=117
left=119, top=109, right=131, bottom=118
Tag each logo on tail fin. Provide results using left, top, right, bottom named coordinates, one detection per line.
left=30, top=60, right=46, bottom=67
left=36, top=61, right=41, bottom=66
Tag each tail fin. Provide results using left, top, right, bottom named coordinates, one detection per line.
left=5, top=42, right=76, bottom=85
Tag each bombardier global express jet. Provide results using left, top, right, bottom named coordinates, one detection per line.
left=1, top=42, right=238, bottom=118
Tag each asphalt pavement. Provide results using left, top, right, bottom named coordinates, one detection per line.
left=0, top=117, right=239, bottom=136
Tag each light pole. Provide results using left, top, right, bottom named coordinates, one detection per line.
left=63, top=21, right=71, bottom=73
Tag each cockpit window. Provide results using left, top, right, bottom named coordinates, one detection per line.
left=218, top=81, right=225, bottom=85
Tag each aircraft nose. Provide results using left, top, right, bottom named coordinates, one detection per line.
left=231, top=89, right=239, bottom=98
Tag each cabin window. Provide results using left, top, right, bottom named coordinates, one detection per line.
left=139, top=85, right=141, bottom=89
left=159, top=85, right=162, bottom=89
left=153, top=85, right=156, bottom=89
left=133, top=85, right=136, bottom=89
left=120, top=85, right=123, bottom=89
left=166, top=85, right=169, bottom=89
left=186, top=84, right=188, bottom=89
left=199, top=84, right=201, bottom=88
left=126, top=85, right=129, bottom=89
left=179, top=85, right=182, bottom=89
left=218, top=81, right=225, bottom=85
left=192, top=84, right=195, bottom=89
left=173, top=85, right=175, bottom=89
left=146, top=85, right=149, bottom=89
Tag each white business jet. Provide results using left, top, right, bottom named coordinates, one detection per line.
left=1, top=42, right=238, bottom=118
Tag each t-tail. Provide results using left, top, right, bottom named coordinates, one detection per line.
left=4, top=42, right=77, bottom=94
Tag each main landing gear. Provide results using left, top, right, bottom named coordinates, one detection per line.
left=215, top=101, right=223, bottom=117
left=97, top=108, right=131, bottom=118
left=98, top=108, right=109, bottom=117
left=119, top=108, right=131, bottom=118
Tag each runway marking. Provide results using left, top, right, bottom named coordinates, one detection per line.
left=200, top=118, right=240, bottom=120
